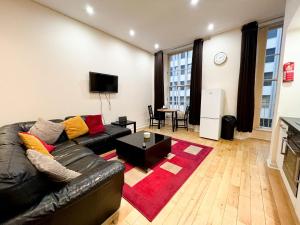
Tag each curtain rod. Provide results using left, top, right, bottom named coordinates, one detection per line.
left=163, top=16, right=284, bottom=53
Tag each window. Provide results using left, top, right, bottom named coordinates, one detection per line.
left=181, top=65, right=185, bottom=75
left=265, top=48, right=276, bottom=63
left=266, top=48, right=276, bottom=55
left=267, top=29, right=277, bottom=39
left=263, top=72, right=273, bottom=86
left=261, top=95, right=270, bottom=108
left=168, top=49, right=192, bottom=111
left=259, top=26, right=282, bottom=128
left=260, top=118, right=272, bottom=128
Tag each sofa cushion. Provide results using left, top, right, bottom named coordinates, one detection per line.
left=27, top=149, right=81, bottom=182
left=0, top=145, right=52, bottom=222
left=64, top=154, right=107, bottom=174
left=85, top=115, right=105, bottom=135
left=18, top=132, right=55, bottom=156
left=73, top=133, right=110, bottom=147
left=52, top=144, right=107, bottom=173
left=53, top=145, right=95, bottom=166
left=29, top=118, right=64, bottom=144
left=0, top=124, right=23, bottom=146
left=104, top=125, right=131, bottom=139
left=63, top=116, right=89, bottom=139
left=54, top=140, right=77, bottom=151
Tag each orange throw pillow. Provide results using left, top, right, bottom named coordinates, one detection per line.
left=19, top=132, right=54, bottom=157
left=63, top=116, right=89, bottom=139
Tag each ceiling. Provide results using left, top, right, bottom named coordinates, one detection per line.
left=289, top=5, right=300, bottom=30
left=34, top=0, right=285, bottom=53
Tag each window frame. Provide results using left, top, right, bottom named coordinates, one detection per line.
left=253, top=23, right=283, bottom=130
left=167, top=49, right=193, bottom=111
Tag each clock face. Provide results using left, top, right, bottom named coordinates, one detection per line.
left=214, top=52, right=227, bottom=65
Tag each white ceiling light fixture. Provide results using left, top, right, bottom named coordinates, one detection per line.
left=208, top=23, right=214, bottom=31
left=190, top=0, right=199, bottom=6
left=154, top=43, right=160, bottom=50
left=85, top=5, right=94, bottom=15
left=129, top=29, right=135, bottom=37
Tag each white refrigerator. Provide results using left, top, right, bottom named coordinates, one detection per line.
left=199, top=89, right=225, bottom=140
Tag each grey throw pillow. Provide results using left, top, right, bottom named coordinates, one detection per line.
left=26, top=149, right=81, bottom=182
left=29, top=118, right=64, bottom=144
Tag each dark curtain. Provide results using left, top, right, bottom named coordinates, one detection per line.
left=236, top=21, right=258, bottom=132
left=154, top=51, right=164, bottom=118
left=189, top=39, right=203, bottom=125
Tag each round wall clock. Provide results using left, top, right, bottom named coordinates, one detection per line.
left=214, top=52, right=227, bottom=65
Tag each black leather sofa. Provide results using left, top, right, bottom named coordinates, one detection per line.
left=0, top=116, right=132, bottom=225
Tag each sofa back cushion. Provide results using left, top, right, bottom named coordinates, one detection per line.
left=0, top=144, right=53, bottom=222
left=0, top=125, right=21, bottom=146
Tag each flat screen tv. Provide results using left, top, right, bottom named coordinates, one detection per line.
left=89, top=72, right=118, bottom=93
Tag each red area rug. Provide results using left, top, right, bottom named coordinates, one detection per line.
left=103, top=138, right=213, bottom=221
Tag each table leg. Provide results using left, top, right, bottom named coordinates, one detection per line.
left=134, top=122, right=136, bottom=133
left=175, top=111, right=178, bottom=131
left=158, top=112, right=161, bottom=129
left=172, top=112, right=174, bottom=132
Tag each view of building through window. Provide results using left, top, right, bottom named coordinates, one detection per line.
left=260, top=26, right=283, bottom=128
left=168, top=50, right=192, bottom=111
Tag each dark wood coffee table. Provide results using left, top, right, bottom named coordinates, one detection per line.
left=115, top=131, right=171, bottom=171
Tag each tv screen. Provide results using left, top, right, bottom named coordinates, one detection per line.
left=89, top=72, right=118, bottom=93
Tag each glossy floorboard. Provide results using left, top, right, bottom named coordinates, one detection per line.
left=102, top=126, right=299, bottom=225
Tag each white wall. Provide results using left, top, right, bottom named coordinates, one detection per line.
left=0, top=0, right=154, bottom=127
left=277, top=28, right=300, bottom=117
left=269, top=0, right=300, bottom=167
left=202, top=29, right=241, bottom=116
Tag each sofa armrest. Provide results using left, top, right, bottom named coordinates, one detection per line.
left=4, top=160, right=125, bottom=225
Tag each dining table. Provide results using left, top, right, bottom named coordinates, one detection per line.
left=157, top=108, right=178, bottom=132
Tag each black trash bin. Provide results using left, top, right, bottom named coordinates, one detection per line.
left=221, top=115, right=236, bottom=140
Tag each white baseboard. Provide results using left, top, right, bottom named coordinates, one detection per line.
left=267, top=158, right=279, bottom=170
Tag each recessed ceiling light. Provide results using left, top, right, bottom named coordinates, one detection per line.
left=129, top=29, right=135, bottom=37
left=154, top=43, right=160, bottom=50
left=86, top=5, right=94, bottom=15
left=208, top=23, right=214, bottom=31
left=190, top=0, right=199, bottom=6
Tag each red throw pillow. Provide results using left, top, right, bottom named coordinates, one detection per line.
left=85, top=115, right=105, bottom=135
left=20, top=132, right=56, bottom=153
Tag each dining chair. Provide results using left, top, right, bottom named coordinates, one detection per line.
left=148, top=105, right=165, bottom=128
left=175, top=105, right=190, bottom=131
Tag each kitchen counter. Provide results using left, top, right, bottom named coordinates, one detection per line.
left=281, top=117, right=300, bottom=132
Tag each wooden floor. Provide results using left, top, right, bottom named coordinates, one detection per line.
left=103, top=126, right=299, bottom=225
